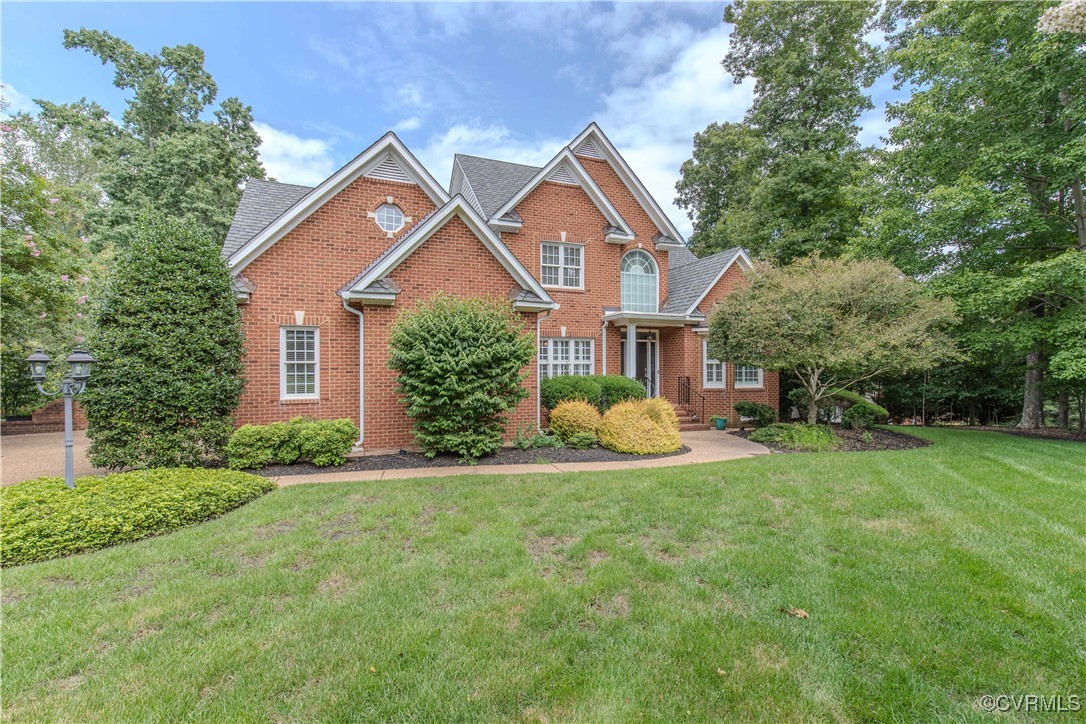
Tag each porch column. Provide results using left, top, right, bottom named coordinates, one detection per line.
left=625, top=322, right=637, bottom=380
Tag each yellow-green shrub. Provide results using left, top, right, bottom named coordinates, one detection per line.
left=598, top=400, right=682, bottom=455
left=1, top=469, right=275, bottom=566
left=641, top=398, right=680, bottom=433
left=549, top=400, right=602, bottom=441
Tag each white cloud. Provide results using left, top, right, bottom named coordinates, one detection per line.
left=0, top=84, right=37, bottom=116
left=254, top=122, right=337, bottom=186
left=393, top=116, right=422, bottom=133
left=591, top=25, right=753, bottom=239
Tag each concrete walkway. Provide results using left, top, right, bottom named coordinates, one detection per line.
left=0, top=429, right=770, bottom=486
left=270, top=430, right=770, bottom=487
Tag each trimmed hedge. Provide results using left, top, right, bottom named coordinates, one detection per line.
left=1, top=468, right=275, bottom=566
left=549, top=400, right=602, bottom=441
left=226, top=418, right=358, bottom=469
left=540, top=376, right=603, bottom=411
left=597, top=375, right=648, bottom=411
left=598, top=400, right=681, bottom=455
left=734, top=401, right=776, bottom=428
left=831, top=389, right=889, bottom=428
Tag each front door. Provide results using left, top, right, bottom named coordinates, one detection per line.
left=621, top=330, right=659, bottom=397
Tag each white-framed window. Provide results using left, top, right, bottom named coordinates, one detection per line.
left=280, top=327, right=319, bottom=399
left=703, top=339, right=725, bottom=388
left=539, top=338, right=594, bottom=378
left=540, top=242, right=583, bottom=289
left=621, top=249, right=658, bottom=312
left=735, top=365, right=764, bottom=389
left=374, top=203, right=405, bottom=233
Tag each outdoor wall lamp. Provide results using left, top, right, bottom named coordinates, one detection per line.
left=25, top=347, right=96, bottom=488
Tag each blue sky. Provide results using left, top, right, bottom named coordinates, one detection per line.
left=2, top=1, right=900, bottom=238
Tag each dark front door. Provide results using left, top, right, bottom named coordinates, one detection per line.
left=620, top=330, right=659, bottom=397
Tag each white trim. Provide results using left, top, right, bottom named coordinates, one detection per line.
left=279, top=326, right=320, bottom=400
left=702, top=339, right=725, bottom=389
left=228, top=133, right=449, bottom=274
left=540, top=241, right=584, bottom=290
left=734, top=365, right=764, bottom=389
left=341, top=301, right=365, bottom=447
left=620, top=248, right=659, bottom=314
left=570, top=123, right=685, bottom=244
left=344, top=195, right=555, bottom=309
left=490, top=148, right=634, bottom=239
left=684, top=249, right=755, bottom=316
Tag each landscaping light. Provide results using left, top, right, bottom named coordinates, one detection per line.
left=25, top=345, right=94, bottom=489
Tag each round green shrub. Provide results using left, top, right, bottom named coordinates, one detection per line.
left=540, top=376, right=603, bottom=410
left=0, top=468, right=275, bottom=566
left=388, top=295, right=535, bottom=461
left=596, top=375, right=647, bottom=411
left=831, top=389, right=889, bottom=421
left=842, top=401, right=884, bottom=430
left=565, top=432, right=598, bottom=449
left=81, top=218, right=244, bottom=469
left=734, top=401, right=777, bottom=428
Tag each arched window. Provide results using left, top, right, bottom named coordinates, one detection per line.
left=621, top=250, right=658, bottom=312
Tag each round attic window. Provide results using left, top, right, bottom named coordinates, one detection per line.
left=375, top=203, right=405, bottom=233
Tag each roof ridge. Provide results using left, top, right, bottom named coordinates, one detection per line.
left=245, top=177, right=314, bottom=190
left=454, top=153, right=541, bottom=171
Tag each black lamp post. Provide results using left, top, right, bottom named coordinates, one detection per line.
left=26, top=347, right=95, bottom=489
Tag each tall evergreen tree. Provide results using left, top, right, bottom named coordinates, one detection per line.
left=676, top=0, right=881, bottom=261
left=81, top=218, right=244, bottom=468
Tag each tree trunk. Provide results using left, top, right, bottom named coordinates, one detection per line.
left=807, top=401, right=819, bottom=425
left=1057, top=390, right=1070, bottom=428
left=1017, top=346, right=1044, bottom=429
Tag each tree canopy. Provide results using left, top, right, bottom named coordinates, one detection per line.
left=707, top=257, right=959, bottom=424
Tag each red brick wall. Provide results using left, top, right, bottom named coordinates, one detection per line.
left=1, top=399, right=86, bottom=436
left=686, top=263, right=780, bottom=426
left=236, top=175, right=438, bottom=431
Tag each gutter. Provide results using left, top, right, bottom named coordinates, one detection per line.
left=341, top=300, right=365, bottom=448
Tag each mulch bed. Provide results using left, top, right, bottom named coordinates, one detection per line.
left=945, top=426, right=1086, bottom=444
left=733, top=426, right=932, bottom=454
left=254, top=445, right=691, bottom=477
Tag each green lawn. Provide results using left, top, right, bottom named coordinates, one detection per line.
left=3, top=428, right=1084, bottom=721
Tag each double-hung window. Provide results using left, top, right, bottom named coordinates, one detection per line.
left=540, top=242, right=583, bottom=289
left=735, top=365, right=764, bottom=388
left=281, top=327, right=319, bottom=399
left=539, top=338, right=593, bottom=378
left=703, top=339, right=725, bottom=388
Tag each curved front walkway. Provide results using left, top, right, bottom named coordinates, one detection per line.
left=272, top=430, right=770, bottom=487
left=0, top=429, right=770, bottom=486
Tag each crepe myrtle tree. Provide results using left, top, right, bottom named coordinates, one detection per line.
left=707, top=256, right=959, bottom=424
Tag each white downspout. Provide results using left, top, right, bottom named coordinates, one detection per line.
left=601, top=319, right=607, bottom=375
left=341, top=300, right=365, bottom=448
left=536, top=308, right=553, bottom=432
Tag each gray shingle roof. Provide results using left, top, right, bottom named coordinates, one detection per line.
left=222, top=178, right=312, bottom=257
left=668, top=245, right=698, bottom=269
left=453, top=154, right=540, bottom=218
left=662, top=246, right=741, bottom=315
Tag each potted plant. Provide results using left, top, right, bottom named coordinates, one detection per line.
left=711, top=415, right=728, bottom=431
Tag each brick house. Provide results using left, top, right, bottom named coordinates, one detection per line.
left=223, top=123, right=778, bottom=452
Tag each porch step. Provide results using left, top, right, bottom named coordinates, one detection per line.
left=678, top=422, right=713, bottom=432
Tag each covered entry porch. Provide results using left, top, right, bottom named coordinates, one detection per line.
left=601, top=310, right=701, bottom=407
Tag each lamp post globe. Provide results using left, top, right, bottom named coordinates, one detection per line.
left=26, top=349, right=51, bottom=383
left=66, top=347, right=95, bottom=383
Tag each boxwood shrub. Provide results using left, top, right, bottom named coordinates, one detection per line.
left=548, top=400, right=602, bottom=441
left=597, top=375, right=648, bottom=411
left=540, top=376, right=603, bottom=410
left=226, top=418, right=358, bottom=469
left=734, top=401, right=777, bottom=428
left=1, top=468, right=275, bottom=567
